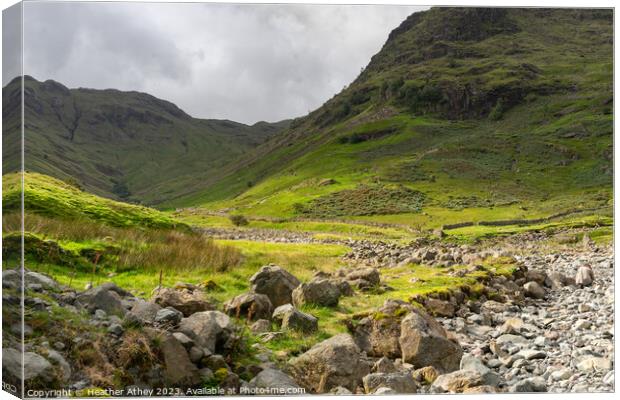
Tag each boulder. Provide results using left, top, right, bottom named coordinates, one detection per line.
left=346, top=268, right=380, bottom=286
left=292, top=279, right=340, bottom=307
left=251, top=368, right=302, bottom=391
left=372, top=357, right=397, bottom=374
left=272, top=304, right=318, bottom=333
left=127, top=299, right=162, bottom=324
left=412, top=366, right=439, bottom=384
left=25, top=272, right=59, bottom=290
left=178, top=311, right=235, bottom=353
left=352, top=300, right=412, bottom=359
left=152, top=287, right=213, bottom=317
left=224, top=293, right=273, bottom=321
left=544, top=271, right=570, bottom=289
left=155, top=307, right=184, bottom=326
left=509, top=377, right=547, bottom=392
left=160, top=333, right=202, bottom=387
left=249, top=265, right=301, bottom=307
left=2, top=348, right=54, bottom=383
left=399, top=309, right=463, bottom=373
left=523, top=281, right=545, bottom=299
left=363, top=372, right=417, bottom=394
left=431, top=370, right=484, bottom=393
left=425, top=298, right=456, bottom=318
left=289, top=333, right=371, bottom=393
left=77, top=283, right=129, bottom=316
left=575, top=266, right=594, bottom=287
left=459, top=355, right=501, bottom=387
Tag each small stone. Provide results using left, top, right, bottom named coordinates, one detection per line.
left=155, top=307, right=183, bottom=326
left=577, top=357, right=612, bottom=372
left=550, top=368, right=572, bottom=381
left=575, top=319, right=591, bottom=330
left=509, top=376, right=547, bottom=392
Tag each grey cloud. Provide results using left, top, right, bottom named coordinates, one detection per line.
left=16, top=2, right=427, bottom=124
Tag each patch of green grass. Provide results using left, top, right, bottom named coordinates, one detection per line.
left=3, top=172, right=183, bottom=229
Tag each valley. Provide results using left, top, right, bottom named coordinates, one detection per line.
left=2, top=6, right=614, bottom=397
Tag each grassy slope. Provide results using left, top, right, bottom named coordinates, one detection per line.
left=2, top=76, right=290, bottom=205
left=2, top=172, right=182, bottom=229
left=171, top=8, right=612, bottom=237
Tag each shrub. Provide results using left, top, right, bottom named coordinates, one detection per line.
left=229, top=214, right=249, bottom=227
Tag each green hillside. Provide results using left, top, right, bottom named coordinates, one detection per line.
left=173, top=8, right=612, bottom=228
left=2, top=76, right=289, bottom=205
left=2, top=172, right=182, bottom=229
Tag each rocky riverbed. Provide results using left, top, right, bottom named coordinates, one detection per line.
left=2, top=229, right=614, bottom=395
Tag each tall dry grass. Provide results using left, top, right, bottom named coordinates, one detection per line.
left=3, top=212, right=242, bottom=273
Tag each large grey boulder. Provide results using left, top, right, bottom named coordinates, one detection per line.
left=159, top=333, right=202, bottom=387
left=3, top=348, right=54, bottom=383
left=272, top=304, right=318, bottom=333
left=292, top=279, right=340, bottom=307
left=77, top=283, right=130, bottom=316
left=178, top=311, right=235, bottom=353
left=251, top=368, right=302, bottom=391
left=289, top=333, right=371, bottom=393
left=250, top=265, right=300, bottom=307
left=224, top=292, right=273, bottom=321
left=346, top=268, right=380, bottom=287
left=362, top=372, right=417, bottom=394
left=127, top=299, right=162, bottom=324
left=152, top=287, right=213, bottom=317
left=399, top=309, right=463, bottom=373
left=25, top=272, right=59, bottom=290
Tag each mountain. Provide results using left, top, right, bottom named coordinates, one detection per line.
left=174, top=7, right=612, bottom=223
left=2, top=76, right=290, bottom=205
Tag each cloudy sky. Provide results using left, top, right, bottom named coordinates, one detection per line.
left=4, top=2, right=426, bottom=124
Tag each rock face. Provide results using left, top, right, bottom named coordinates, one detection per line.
left=292, top=278, right=340, bottom=307
left=151, top=287, right=213, bottom=317
left=249, top=265, right=300, bottom=307
left=399, top=309, right=463, bottom=373
left=362, top=372, right=417, bottom=394
left=272, top=304, right=318, bottom=333
left=177, top=311, right=235, bottom=353
left=223, top=292, right=273, bottom=321
left=289, top=334, right=371, bottom=393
